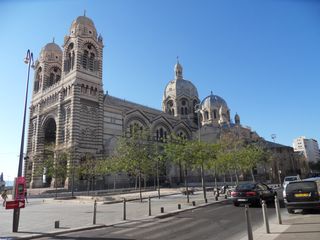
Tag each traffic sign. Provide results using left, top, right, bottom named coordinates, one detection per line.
left=5, top=200, right=25, bottom=209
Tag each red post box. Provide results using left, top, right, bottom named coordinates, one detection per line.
left=14, top=176, right=26, bottom=201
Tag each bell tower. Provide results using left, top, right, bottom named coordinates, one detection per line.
left=61, top=14, right=105, bottom=188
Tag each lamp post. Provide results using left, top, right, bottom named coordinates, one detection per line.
left=195, top=104, right=207, bottom=202
left=278, top=170, right=282, bottom=185
left=13, top=50, right=34, bottom=232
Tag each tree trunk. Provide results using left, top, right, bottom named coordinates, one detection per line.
left=157, top=159, right=160, bottom=199
left=201, top=164, right=207, bottom=202
left=139, top=171, right=142, bottom=202
left=234, top=168, right=239, bottom=185
left=251, top=168, right=255, bottom=182
left=184, top=166, right=189, bottom=203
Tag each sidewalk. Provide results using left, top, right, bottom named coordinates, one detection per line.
left=1, top=188, right=320, bottom=240
left=240, top=210, right=320, bottom=240
left=0, top=188, right=222, bottom=239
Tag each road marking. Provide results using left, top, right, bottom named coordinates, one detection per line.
left=111, top=217, right=190, bottom=235
left=142, top=218, right=208, bottom=239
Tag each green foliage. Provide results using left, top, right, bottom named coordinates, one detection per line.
left=164, top=134, right=196, bottom=169
left=110, top=126, right=153, bottom=177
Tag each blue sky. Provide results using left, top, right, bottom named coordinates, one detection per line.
left=1, top=0, right=320, bottom=181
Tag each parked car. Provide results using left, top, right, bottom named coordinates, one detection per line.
left=231, top=182, right=276, bottom=207
left=284, top=178, right=320, bottom=214
left=283, top=175, right=301, bottom=197
left=283, top=175, right=301, bottom=187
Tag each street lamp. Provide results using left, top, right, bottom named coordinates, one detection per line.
left=13, top=50, right=34, bottom=232
left=278, top=170, right=282, bottom=186
left=195, top=104, right=207, bottom=203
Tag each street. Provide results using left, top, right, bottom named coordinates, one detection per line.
left=36, top=200, right=279, bottom=240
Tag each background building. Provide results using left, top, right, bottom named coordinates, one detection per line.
left=293, top=136, right=320, bottom=163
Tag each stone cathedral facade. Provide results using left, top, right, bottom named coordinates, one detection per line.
left=24, top=15, right=266, bottom=189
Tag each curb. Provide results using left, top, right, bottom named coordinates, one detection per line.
left=17, top=198, right=229, bottom=239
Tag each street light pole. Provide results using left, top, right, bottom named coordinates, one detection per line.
left=195, top=104, right=207, bottom=202
left=13, top=50, right=34, bottom=232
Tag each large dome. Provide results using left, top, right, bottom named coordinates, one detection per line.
left=163, top=60, right=198, bottom=100
left=201, top=92, right=228, bottom=110
left=69, top=15, right=97, bottom=37
left=164, top=78, right=198, bottom=100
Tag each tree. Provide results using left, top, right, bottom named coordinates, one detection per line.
left=78, top=153, right=105, bottom=194
left=190, top=140, right=214, bottom=202
left=238, top=143, right=266, bottom=182
left=164, top=135, right=196, bottom=203
left=35, top=143, right=68, bottom=197
left=110, top=126, right=153, bottom=202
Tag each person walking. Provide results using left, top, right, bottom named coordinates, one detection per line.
left=1, top=189, right=8, bottom=207
left=24, top=190, right=28, bottom=203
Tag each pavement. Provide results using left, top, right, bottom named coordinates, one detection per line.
left=0, top=187, right=319, bottom=240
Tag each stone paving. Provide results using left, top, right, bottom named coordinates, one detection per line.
left=1, top=188, right=320, bottom=240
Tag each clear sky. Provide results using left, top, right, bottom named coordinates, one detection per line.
left=1, top=0, right=320, bottom=181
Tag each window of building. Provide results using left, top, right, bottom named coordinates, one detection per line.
left=82, top=43, right=98, bottom=72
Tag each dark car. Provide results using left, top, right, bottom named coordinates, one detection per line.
left=285, top=178, right=320, bottom=214
left=231, top=182, right=276, bottom=207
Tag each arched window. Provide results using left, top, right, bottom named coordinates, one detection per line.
left=155, top=126, right=168, bottom=142
left=205, top=111, right=209, bottom=120
left=177, top=130, right=188, bottom=140
left=82, top=43, right=98, bottom=72
left=34, top=67, right=42, bottom=93
left=166, top=100, right=174, bottom=115
left=127, top=121, right=144, bottom=137
left=64, top=43, right=74, bottom=73
left=213, top=110, right=217, bottom=119
left=46, top=66, right=61, bottom=89
left=180, top=98, right=189, bottom=116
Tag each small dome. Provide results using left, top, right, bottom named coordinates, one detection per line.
left=201, top=92, right=228, bottom=109
left=69, top=15, right=97, bottom=37
left=42, top=42, right=62, bottom=53
left=201, top=92, right=228, bottom=110
left=39, top=42, right=62, bottom=62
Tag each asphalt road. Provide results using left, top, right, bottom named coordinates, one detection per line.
left=36, top=200, right=281, bottom=240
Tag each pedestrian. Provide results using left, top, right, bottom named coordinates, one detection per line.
left=1, top=189, right=8, bottom=207
left=24, top=190, right=28, bottom=203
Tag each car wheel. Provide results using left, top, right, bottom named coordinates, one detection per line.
left=233, top=202, right=239, bottom=207
left=287, top=208, right=294, bottom=214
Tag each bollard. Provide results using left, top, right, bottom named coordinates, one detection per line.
left=161, top=207, right=164, bottom=213
left=205, top=198, right=208, bottom=203
left=123, top=198, right=126, bottom=220
left=262, top=200, right=270, bottom=234
left=192, top=201, right=196, bottom=206
left=93, top=200, right=97, bottom=224
left=178, top=204, right=181, bottom=209
left=148, top=196, right=151, bottom=216
left=244, top=205, right=253, bottom=240
left=274, top=195, right=282, bottom=224
left=54, top=220, right=60, bottom=229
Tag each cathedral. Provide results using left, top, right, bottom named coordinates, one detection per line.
left=25, top=15, right=291, bottom=189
